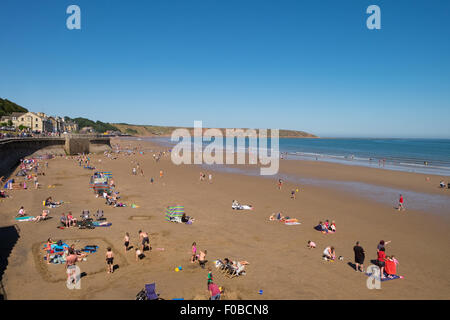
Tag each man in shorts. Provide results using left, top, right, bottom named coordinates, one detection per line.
left=353, top=241, right=365, bottom=272
left=139, top=230, right=150, bottom=251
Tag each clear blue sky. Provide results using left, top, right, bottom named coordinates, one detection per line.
left=1, top=0, right=449, bottom=138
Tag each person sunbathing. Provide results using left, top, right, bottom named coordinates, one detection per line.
left=45, top=197, right=61, bottom=207
left=270, top=212, right=287, bottom=221
left=181, top=213, right=194, bottom=223
left=35, top=210, right=49, bottom=222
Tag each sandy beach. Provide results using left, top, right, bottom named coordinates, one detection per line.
left=1, top=137, right=449, bottom=300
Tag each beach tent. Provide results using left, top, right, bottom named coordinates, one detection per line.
left=165, top=206, right=184, bottom=222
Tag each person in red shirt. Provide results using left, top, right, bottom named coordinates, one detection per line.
left=208, top=282, right=221, bottom=300
left=397, top=194, right=405, bottom=211
left=377, top=247, right=386, bottom=279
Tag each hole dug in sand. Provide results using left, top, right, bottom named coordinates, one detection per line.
left=33, top=237, right=127, bottom=283
left=129, top=216, right=153, bottom=221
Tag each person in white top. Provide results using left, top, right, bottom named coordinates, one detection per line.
left=17, top=206, right=26, bottom=217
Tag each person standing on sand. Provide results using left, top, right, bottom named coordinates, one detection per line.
left=398, top=194, right=405, bottom=211
left=278, top=179, right=283, bottom=190
left=208, top=174, right=212, bottom=184
left=207, top=268, right=214, bottom=287
left=160, top=170, right=163, bottom=178
left=353, top=241, right=365, bottom=272
left=106, top=247, right=114, bottom=274
left=66, top=248, right=78, bottom=283
left=208, top=282, right=221, bottom=300
left=199, top=249, right=207, bottom=268
left=124, top=233, right=130, bottom=253
left=377, top=247, right=387, bottom=279
left=139, top=230, right=150, bottom=251
left=191, top=242, right=197, bottom=263
left=291, top=189, right=296, bottom=199
left=377, top=240, right=391, bottom=252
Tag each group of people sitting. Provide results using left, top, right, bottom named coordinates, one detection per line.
left=215, top=258, right=249, bottom=277
left=314, top=220, right=336, bottom=233
left=0, top=190, right=9, bottom=198
left=102, top=191, right=123, bottom=207
left=60, top=212, right=78, bottom=227
left=59, top=209, right=105, bottom=228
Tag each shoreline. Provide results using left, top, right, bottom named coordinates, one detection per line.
left=127, top=136, right=450, bottom=177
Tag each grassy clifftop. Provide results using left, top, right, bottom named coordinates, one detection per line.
left=113, top=123, right=317, bottom=138
left=0, top=98, right=28, bottom=117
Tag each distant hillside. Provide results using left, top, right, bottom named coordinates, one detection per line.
left=0, top=98, right=28, bottom=117
left=65, top=116, right=119, bottom=133
left=113, top=123, right=317, bottom=138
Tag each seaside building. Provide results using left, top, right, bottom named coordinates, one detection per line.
left=9, top=111, right=53, bottom=133
left=1, top=111, right=78, bottom=133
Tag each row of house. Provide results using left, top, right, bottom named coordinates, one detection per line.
left=0, top=112, right=78, bottom=133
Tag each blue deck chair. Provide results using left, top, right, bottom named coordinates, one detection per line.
left=145, top=283, right=159, bottom=300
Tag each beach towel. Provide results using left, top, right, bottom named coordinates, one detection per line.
left=285, top=221, right=301, bottom=225
left=365, top=272, right=404, bottom=281
left=92, top=221, right=112, bottom=227
left=232, top=204, right=253, bottom=210
left=15, top=216, right=35, bottom=222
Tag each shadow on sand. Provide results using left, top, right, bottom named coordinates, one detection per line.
left=0, top=225, right=21, bottom=300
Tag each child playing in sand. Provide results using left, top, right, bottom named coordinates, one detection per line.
left=17, top=206, right=26, bottom=217
left=398, top=194, right=405, bottom=211
left=135, top=247, right=144, bottom=261
left=307, top=241, right=316, bottom=249
left=207, top=268, right=214, bottom=288
left=106, top=247, right=114, bottom=273
left=191, top=242, right=197, bottom=263
left=124, top=233, right=130, bottom=253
